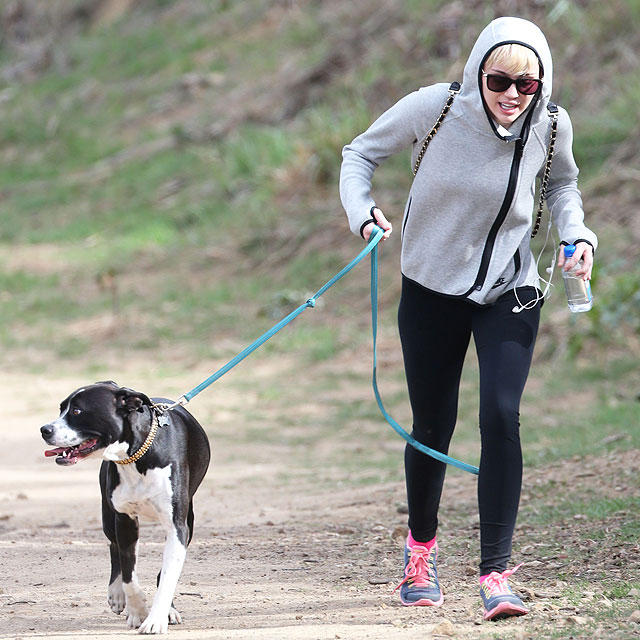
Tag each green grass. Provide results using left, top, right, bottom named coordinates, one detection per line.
left=0, top=0, right=637, bottom=517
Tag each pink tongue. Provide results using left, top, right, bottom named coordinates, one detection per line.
left=45, top=448, right=67, bottom=457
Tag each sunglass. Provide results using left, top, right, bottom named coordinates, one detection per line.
left=482, top=73, right=542, bottom=95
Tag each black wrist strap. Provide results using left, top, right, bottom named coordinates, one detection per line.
left=360, top=218, right=376, bottom=239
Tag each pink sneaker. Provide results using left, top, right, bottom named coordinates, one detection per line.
left=393, top=540, right=443, bottom=606
left=480, top=564, right=529, bottom=621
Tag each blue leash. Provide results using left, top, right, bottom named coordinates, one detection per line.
left=173, top=226, right=478, bottom=475
left=368, top=229, right=479, bottom=475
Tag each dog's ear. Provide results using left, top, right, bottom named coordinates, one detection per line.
left=114, top=387, right=152, bottom=414
left=96, top=380, right=119, bottom=388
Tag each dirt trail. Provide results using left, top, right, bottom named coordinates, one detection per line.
left=0, top=367, right=638, bottom=640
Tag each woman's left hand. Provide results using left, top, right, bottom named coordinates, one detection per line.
left=557, top=241, right=594, bottom=280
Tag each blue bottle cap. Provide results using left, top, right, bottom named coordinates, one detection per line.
left=563, top=244, right=576, bottom=258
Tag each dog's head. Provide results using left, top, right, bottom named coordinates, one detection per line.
left=40, top=381, right=152, bottom=466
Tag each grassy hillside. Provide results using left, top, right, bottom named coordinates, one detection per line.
left=0, top=0, right=638, bottom=363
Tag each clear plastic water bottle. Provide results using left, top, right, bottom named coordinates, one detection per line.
left=562, top=244, right=593, bottom=312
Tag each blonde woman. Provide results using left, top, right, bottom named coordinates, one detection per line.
left=339, top=17, right=596, bottom=620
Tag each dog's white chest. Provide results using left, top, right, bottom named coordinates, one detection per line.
left=111, top=465, right=173, bottom=522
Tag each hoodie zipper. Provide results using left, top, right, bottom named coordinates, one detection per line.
left=401, top=196, right=412, bottom=238
left=469, top=138, right=525, bottom=293
left=466, top=41, right=543, bottom=296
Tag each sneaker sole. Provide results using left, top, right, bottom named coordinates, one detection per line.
left=483, top=601, right=529, bottom=621
left=400, top=594, right=444, bottom=607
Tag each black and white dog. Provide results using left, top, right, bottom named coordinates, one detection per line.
left=40, top=381, right=210, bottom=634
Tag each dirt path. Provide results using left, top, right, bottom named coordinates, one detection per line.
left=0, top=365, right=638, bottom=640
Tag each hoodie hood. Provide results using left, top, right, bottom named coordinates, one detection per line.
left=457, top=17, right=553, bottom=138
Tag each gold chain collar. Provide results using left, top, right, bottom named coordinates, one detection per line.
left=113, top=410, right=160, bottom=466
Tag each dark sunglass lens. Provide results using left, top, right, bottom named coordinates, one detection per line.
left=516, top=78, right=540, bottom=95
left=486, top=75, right=512, bottom=92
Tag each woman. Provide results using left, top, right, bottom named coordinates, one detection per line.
left=339, top=17, right=596, bottom=621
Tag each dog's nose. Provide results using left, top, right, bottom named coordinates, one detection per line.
left=40, top=424, right=54, bottom=439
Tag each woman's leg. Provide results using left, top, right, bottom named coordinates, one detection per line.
left=472, top=288, right=541, bottom=574
left=398, top=277, right=473, bottom=542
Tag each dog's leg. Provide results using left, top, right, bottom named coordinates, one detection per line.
left=101, top=464, right=126, bottom=615
left=154, top=569, right=182, bottom=626
left=158, top=500, right=195, bottom=625
left=138, top=495, right=191, bottom=635
left=114, top=512, right=149, bottom=629
left=159, top=500, right=194, bottom=625
left=105, top=515, right=125, bottom=614
left=138, top=525, right=187, bottom=634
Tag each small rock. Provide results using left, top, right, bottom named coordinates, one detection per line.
left=391, top=525, right=407, bottom=543
left=630, top=610, right=640, bottom=624
left=336, top=527, right=356, bottom=535
left=568, top=615, right=588, bottom=625
left=432, top=619, right=456, bottom=636
left=368, top=577, right=392, bottom=585
left=464, top=565, right=477, bottom=576
left=627, top=588, right=640, bottom=598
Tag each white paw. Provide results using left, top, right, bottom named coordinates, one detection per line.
left=168, top=606, right=182, bottom=625
left=125, top=598, right=149, bottom=629
left=107, top=577, right=126, bottom=614
left=138, top=611, right=169, bottom=635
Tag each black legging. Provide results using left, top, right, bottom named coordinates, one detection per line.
left=398, top=276, right=540, bottom=574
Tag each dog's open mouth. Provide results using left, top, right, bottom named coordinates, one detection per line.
left=44, top=437, right=101, bottom=466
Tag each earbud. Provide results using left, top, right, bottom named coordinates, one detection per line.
left=512, top=305, right=523, bottom=313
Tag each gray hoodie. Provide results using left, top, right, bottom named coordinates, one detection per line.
left=339, top=17, right=597, bottom=305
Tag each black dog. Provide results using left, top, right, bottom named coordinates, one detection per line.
left=40, top=381, right=210, bottom=634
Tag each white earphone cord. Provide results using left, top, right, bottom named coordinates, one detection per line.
left=512, top=211, right=556, bottom=313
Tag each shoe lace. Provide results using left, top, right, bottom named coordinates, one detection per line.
left=393, top=544, right=437, bottom=593
left=481, top=563, right=523, bottom=597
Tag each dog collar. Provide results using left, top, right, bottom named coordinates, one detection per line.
left=114, top=411, right=160, bottom=466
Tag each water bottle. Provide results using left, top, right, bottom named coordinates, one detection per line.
left=562, top=244, right=593, bottom=312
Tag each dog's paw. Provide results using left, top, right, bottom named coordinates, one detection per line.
left=138, top=611, right=169, bottom=635
left=123, top=582, right=148, bottom=628
left=107, top=577, right=125, bottom=615
left=168, top=606, right=182, bottom=625
left=126, top=607, right=149, bottom=630
left=125, top=597, right=149, bottom=629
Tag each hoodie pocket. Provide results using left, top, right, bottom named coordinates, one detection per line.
left=491, top=249, right=521, bottom=290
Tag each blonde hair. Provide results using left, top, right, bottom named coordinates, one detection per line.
left=484, top=44, right=541, bottom=77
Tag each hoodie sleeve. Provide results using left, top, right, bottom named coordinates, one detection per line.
left=339, top=88, right=439, bottom=237
left=545, top=107, right=598, bottom=251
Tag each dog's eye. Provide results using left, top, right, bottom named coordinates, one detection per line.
left=71, top=407, right=82, bottom=416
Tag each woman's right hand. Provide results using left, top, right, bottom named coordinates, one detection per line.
left=363, top=207, right=393, bottom=242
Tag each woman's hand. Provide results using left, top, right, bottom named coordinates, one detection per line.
left=557, top=241, right=594, bottom=280
left=363, top=207, right=393, bottom=242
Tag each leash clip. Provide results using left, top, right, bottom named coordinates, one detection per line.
left=153, top=395, right=189, bottom=414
